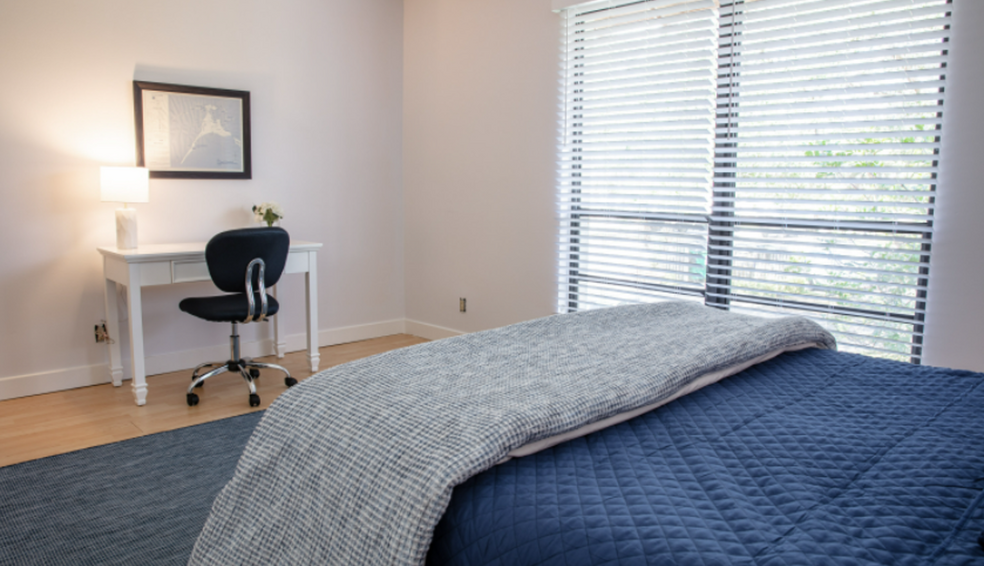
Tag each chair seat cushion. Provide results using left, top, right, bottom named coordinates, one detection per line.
left=179, top=293, right=280, bottom=323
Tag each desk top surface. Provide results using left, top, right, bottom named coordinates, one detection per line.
left=98, top=240, right=322, bottom=262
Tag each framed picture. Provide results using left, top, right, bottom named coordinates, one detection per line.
left=133, top=81, right=251, bottom=179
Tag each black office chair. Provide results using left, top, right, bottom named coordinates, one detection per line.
left=179, top=227, right=297, bottom=407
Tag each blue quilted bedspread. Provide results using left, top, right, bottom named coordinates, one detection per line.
left=428, top=349, right=984, bottom=565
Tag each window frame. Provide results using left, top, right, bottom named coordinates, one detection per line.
left=558, top=0, right=951, bottom=364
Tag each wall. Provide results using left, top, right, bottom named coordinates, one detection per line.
left=921, top=1, right=984, bottom=371
left=2, top=0, right=980, bottom=401
left=404, top=0, right=984, bottom=372
left=0, top=0, right=405, bottom=398
left=403, top=0, right=560, bottom=336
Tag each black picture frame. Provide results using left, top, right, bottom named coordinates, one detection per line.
left=133, top=81, right=251, bottom=179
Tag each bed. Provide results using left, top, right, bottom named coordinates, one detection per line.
left=188, top=302, right=984, bottom=565
left=429, top=347, right=984, bottom=565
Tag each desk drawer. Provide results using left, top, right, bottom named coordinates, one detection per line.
left=172, top=260, right=210, bottom=283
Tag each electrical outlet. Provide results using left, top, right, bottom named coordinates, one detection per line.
left=94, top=322, right=110, bottom=343
left=459, top=298, right=467, bottom=313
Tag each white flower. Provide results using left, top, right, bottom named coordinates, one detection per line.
left=252, top=202, right=284, bottom=226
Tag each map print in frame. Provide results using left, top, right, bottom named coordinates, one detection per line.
left=133, top=81, right=251, bottom=179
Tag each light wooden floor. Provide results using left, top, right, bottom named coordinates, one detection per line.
left=0, top=334, right=428, bottom=468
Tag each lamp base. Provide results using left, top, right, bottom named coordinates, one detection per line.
left=115, top=208, right=138, bottom=249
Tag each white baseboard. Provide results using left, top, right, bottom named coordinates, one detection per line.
left=405, top=319, right=465, bottom=341
left=0, top=318, right=410, bottom=402
left=143, top=338, right=275, bottom=378
left=142, top=318, right=409, bottom=378
left=0, top=364, right=110, bottom=401
left=320, top=318, right=408, bottom=348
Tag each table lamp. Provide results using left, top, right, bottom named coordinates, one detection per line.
left=101, top=166, right=149, bottom=249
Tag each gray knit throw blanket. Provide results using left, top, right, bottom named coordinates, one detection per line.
left=189, top=301, right=836, bottom=565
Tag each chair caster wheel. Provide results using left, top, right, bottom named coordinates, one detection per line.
left=187, top=393, right=199, bottom=406
left=249, top=368, right=260, bottom=379
left=285, top=377, right=298, bottom=387
left=249, top=394, right=261, bottom=407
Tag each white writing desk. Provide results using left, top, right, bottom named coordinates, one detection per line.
left=98, top=241, right=322, bottom=406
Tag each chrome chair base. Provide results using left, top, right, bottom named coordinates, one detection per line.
left=186, top=322, right=297, bottom=407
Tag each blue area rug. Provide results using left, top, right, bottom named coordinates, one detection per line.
left=0, top=412, right=262, bottom=566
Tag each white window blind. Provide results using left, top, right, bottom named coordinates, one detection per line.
left=558, top=0, right=720, bottom=310
left=558, top=0, right=951, bottom=363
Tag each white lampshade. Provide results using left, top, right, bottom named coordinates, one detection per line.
left=100, top=166, right=149, bottom=204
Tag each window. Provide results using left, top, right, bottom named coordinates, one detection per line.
left=558, top=0, right=951, bottom=363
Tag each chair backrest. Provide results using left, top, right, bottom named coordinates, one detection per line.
left=205, top=227, right=290, bottom=293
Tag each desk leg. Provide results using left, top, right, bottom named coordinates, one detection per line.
left=272, top=284, right=286, bottom=358
left=126, top=265, right=148, bottom=406
left=306, top=255, right=320, bottom=373
left=104, top=278, right=124, bottom=387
